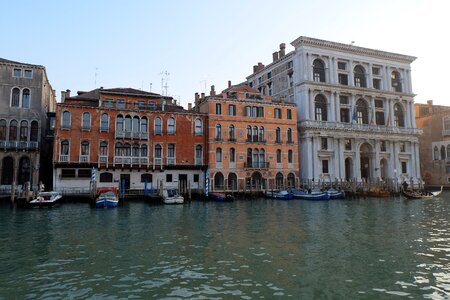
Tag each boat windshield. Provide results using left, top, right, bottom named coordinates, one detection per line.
left=167, top=189, right=179, bottom=197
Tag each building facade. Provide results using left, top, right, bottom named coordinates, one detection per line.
left=53, top=88, right=207, bottom=193
left=195, top=84, right=299, bottom=191
left=415, top=100, right=450, bottom=187
left=247, top=36, right=421, bottom=183
left=0, top=58, right=56, bottom=191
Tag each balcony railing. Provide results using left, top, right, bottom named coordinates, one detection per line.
left=60, top=155, right=69, bottom=162
left=228, top=137, right=236, bottom=142
left=115, top=130, right=149, bottom=140
left=167, top=158, right=175, bottom=165
left=443, top=129, right=450, bottom=136
left=300, top=120, right=423, bottom=135
left=99, top=155, right=108, bottom=164
left=79, top=155, right=89, bottom=163
left=244, top=162, right=270, bottom=169
left=194, top=130, right=203, bottom=136
left=195, top=158, right=203, bottom=165
left=0, top=141, right=39, bottom=150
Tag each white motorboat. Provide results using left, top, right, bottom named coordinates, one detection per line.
left=28, top=191, right=62, bottom=208
left=162, top=189, right=184, bottom=204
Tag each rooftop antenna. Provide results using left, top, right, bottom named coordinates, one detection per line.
left=94, top=67, right=98, bottom=87
left=351, top=41, right=355, bottom=46
left=160, top=71, right=170, bottom=96
left=200, top=79, right=207, bottom=94
left=149, top=83, right=152, bottom=92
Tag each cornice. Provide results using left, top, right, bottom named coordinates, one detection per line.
left=291, top=36, right=416, bottom=64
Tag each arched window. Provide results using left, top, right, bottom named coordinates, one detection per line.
left=230, top=147, right=236, bottom=163
left=124, top=115, right=132, bottom=132
left=277, top=149, right=282, bottom=163
left=253, top=148, right=259, bottom=167
left=247, top=148, right=252, bottom=165
left=11, top=88, right=20, bottom=107
left=315, top=95, right=328, bottom=121
left=62, top=111, right=71, bottom=129
left=229, top=125, right=235, bottom=140
left=228, top=173, right=238, bottom=190
left=61, top=140, right=69, bottom=155
left=216, top=148, right=222, bottom=162
left=167, top=117, right=175, bottom=134
left=215, top=124, right=222, bottom=140
left=252, top=126, right=258, bottom=142
left=215, top=103, right=222, bottom=115
left=29, top=121, right=38, bottom=142
left=9, top=120, right=18, bottom=140
left=276, top=172, right=284, bottom=189
left=116, top=115, right=123, bottom=131
left=214, top=172, right=224, bottom=190
left=259, top=149, right=265, bottom=168
left=80, top=141, right=90, bottom=156
left=259, top=126, right=265, bottom=142
left=441, top=145, right=446, bottom=160
left=22, top=88, right=30, bottom=108
left=19, top=120, right=28, bottom=141
left=123, top=143, right=131, bottom=156
left=287, top=128, right=293, bottom=143
left=101, top=113, right=109, bottom=131
left=447, top=145, right=450, bottom=162
left=313, top=59, right=326, bottom=82
left=434, top=146, right=439, bottom=160
left=275, top=127, right=281, bottom=143
left=195, top=119, right=203, bottom=135
left=195, top=145, right=202, bottom=165
left=115, top=142, right=123, bottom=156
left=356, top=99, right=369, bottom=124
left=394, top=103, right=405, bottom=127
left=132, top=144, right=140, bottom=157
left=99, top=141, right=108, bottom=156
left=140, top=117, right=148, bottom=133
left=246, top=125, right=252, bottom=141
left=82, top=112, right=91, bottom=130
left=288, top=150, right=293, bottom=163
left=18, top=156, right=31, bottom=185
left=154, top=117, right=162, bottom=134
left=354, top=65, right=366, bottom=88
left=287, top=173, right=295, bottom=188
left=0, top=120, right=6, bottom=140
left=154, top=144, right=162, bottom=161
left=100, top=172, right=113, bottom=183
left=167, top=144, right=175, bottom=164
left=141, top=144, right=148, bottom=157
left=132, top=116, right=140, bottom=132
left=1, top=157, right=14, bottom=184
left=391, top=71, right=402, bottom=92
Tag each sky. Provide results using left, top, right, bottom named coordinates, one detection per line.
left=2, top=0, right=449, bottom=107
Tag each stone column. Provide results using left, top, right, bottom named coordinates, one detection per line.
left=369, top=96, right=375, bottom=125
left=355, top=141, right=361, bottom=181
left=333, top=138, right=340, bottom=180
left=389, top=99, right=394, bottom=127
left=303, top=51, right=308, bottom=81
left=309, top=91, right=315, bottom=121
left=302, top=89, right=310, bottom=120
left=330, top=92, right=336, bottom=122
left=349, top=60, right=354, bottom=87
left=368, top=63, right=373, bottom=88
left=385, top=66, right=391, bottom=92
left=415, top=142, right=421, bottom=180
left=335, top=92, right=340, bottom=122
left=411, top=99, right=417, bottom=127
left=310, top=136, right=316, bottom=180
left=407, top=69, right=413, bottom=94
left=306, top=53, right=312, bottom=81
left=406, top=100, right=412, bottom=128
left=374, top=140, right=381, bottom=179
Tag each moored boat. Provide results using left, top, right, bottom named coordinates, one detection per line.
left=326, top=188, right=346, bottom=199
left=265, top=190, right=293, bottom=200
left=163, top=189, right=184, bottom=204
left=96, top=191, right=119, bottom=208
left=27, top=191, right=62, bottom=208
left=209, top=192, right=234, bottom=202
left=291, top=189, right=330, bottom=200
left=402, top=189, right=434, bottom=200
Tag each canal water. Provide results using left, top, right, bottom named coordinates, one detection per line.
left=1, top=194, right=450, bottom=299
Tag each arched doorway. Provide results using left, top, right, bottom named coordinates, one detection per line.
left=252, top=172, right=262, bottom=190
left=228, top=173, right=237, bottom=191
left=275, top=172, right=284, bottom=189
left=345, top=157, right=353, bottom=180
left=380, top=158, right=388, bottom=180
left=214, top=172, right=224, bottom=190
left=18, top=156, right=32, bottom=185
left=1, top=157, right=14, bottom=185
left=360, top=143, right=373, bottom=180
left=287, top=173, right=295, bottom=188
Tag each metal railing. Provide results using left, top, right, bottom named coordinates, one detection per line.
left=300, top=120, right=423, bottom=135
left=0, top=141, right=39, bottom=150
left=244, top=162, right=270, bottom=169
left=79, top=155, right=89, bottom=163
left=115, top=130, right=149, bottom=140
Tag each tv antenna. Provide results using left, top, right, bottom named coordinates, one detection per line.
left=160, top=71, right=170, bottom=96
left=94, top=67, right=99, bottom=87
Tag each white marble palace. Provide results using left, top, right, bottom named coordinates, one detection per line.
left=247, top=36, right=422, bottom=183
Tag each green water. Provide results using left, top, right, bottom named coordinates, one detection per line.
left=0, top=194, right=449, bottom=299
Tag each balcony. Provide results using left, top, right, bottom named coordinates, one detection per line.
left=115, top=130, right=149, bottom=140
left=443, top=129, right=450, bottom=136
left=228, top=137, right=236, bottom=142
left=195, top=158, right=203, bottom=165
left=99, top=155, right=108, bottom=164
left=214, top=137, right=222, bottom=142
left=275, top=139, right=283, bottom=144
left=0, top=141, right=39, bottom=151
left=167, top=158, right=175, bottom=165
left=300, top=120, right=423, bottom=135
left=194, top=130, right=203, bottom=136
left=60, top=155, right=69, bottom=162
left=244, top=162, right=270, bottom=170
left=79, top=155, right=90, bottom=163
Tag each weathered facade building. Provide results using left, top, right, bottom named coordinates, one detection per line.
left=415, top=100, right=450, bottom=187
left=0, top=58, right=56, bottom=191
left=195, top=84, right=299, bottom=191
left=247, top=36, right=422, bottom=184
left=53, top=88, right=207, bottom=193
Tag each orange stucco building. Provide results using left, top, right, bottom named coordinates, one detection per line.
left=195, top=84, right=299, bottom=192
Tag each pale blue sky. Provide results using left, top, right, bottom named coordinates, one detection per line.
left=2, top=0, right=449, bottom=107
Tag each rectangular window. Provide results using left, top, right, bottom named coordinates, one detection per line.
left=401, top=161, right=407, bottom=174
left=322, top=160, right=329, bottom=173
left=337, top=62, right=346, bottom=70
left=339, top=96, right=349, bottom=104
left=24, top=70, right=33, bottom=78
left=258, top=77, right=262, bottom=84
left=116, top=100, right=125, bottom=109
left=104, top=99, right=114, bottom=108
left=338, top=73, right=348, bottom=85
left=345, top=139, right=352, bottom=150
left=288, top=61, right=293, bottom=69
left=78, top=169, right=92, bottom=178
left=447, top=168, right=450, bottom=174
left=376, top=111, right=385, bottom=125
left=215, top=103, right=222, bottom=115
left=257, top=107, right=264, bottom=117
left=267, top=71, right=272, bottom=79
left=372, top=66, right=380, bottom=75
left=13, top=68, right=22, bottom=77
left=274, top=108, right=282, bottom=119
left=321, top=138, right=328, bottom=150
left=166, top=174, right=173, bottom=182
left=375, top=100, right=384, bottom=108
left=194, top=174, right=199, bottom=183
left=228, top=104, right=236, bottom=116
left=380, top=141, right=387, bottom=152
left=373, top=78, right=381, bottom=90
left=61, top=169, right=76, bottom=178
left=400, top=142, right=406, bottom=152
left=287, top=109, right=292, bottom=120
left=340, top=108, right=350, bottom=123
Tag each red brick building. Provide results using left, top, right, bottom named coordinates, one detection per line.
left=195, top=84, right=299, bottom=192
left=53, top=88, right=207, bottom=193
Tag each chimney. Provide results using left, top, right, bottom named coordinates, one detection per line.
left=257, top=62, right=264, bottom=72
left=427, top=100, right=433, bottom=106
left=195, top=93, right=200, bottom=107
left=61, top=91, right=66, bottom=103
left=272, top=52, right=279, bottom=62
left=188, top=103, right=192, bottom=110
left=201, top=92, right=205, bottom=99
left=174, top=99, right=177, bottom=105
left=65, top=89, right=71, bottom=98
left=210, top=85, right=216, bottom=96
left=228, top=81, right=231, bottom=88
left=279, top=43, right=286, bottom=57
left=253, top=65, right=258, bottom=73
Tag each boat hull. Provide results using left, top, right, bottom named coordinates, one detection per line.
left=265, top=191, right=293, bottom=200
left=95, top=199, right=119, bottom=208
left=209, top=193, right=234, bottom=202
left=292, top=191, right=330, bottom=200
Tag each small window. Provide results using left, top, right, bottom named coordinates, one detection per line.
left=228, top=104, right=236, bottom=116
left=322, top=160, right=329, bottom=173
left=337, top=62, right=346, bottom=70
left=78, top=169, right=92, bottom=178
left=400, top=142, right=406, bottom=152
left=154, top=117, right=162, bottom=134
left=274, top=108, right=282, bottom=119
left=321, top=138, right=328, bottom=150
left=194, top=174, right=199, bottom=183
left=167, top=117, right=175, bottom=134
left=373, top=79, right=381, bottom=90
left=13, top=69, right=22, bottom=77
left=372, top=67, right=380, bottom=75
left=288, top=150, right=293, bottom=163
left=345, top=139, right=352, bottom=150
left=287, top=109, right=292, bottom=120
left=339, top=96, right=349, bottom=105
left=276, top=149, right=282, bottom=163
left=141, top=173, right=152, bottom=183
left=166, top=174, right=173, bottom=182
left=401, top=161, right=407, bottom=174
left=62, top=111, right=71, bottom=129
left=99, top=172, right=113, bottom=183
left=101, top=113, right=109, bottom=131
left=22, top=89, right=30, bottom=108
left=338, top=74, right=348, bottom=85
left=24, top=70, right=33, bottom=78
left=215, top=103, right=222, bottom=115
left=380, top=141, right=387, bottom=152
left=216, top=148, right=222, bottom=162
left=104, top=99, right=114, bottom=108
left=116, top=99, right=125, bottom=109
left=61, top=169, right=76, bottom=178
left=11, top=88, right=20, bottom=107
left=195, top=119, right=203, bottom=135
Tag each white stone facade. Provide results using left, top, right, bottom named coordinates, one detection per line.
left=247, top=36, right=422, bottom=183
